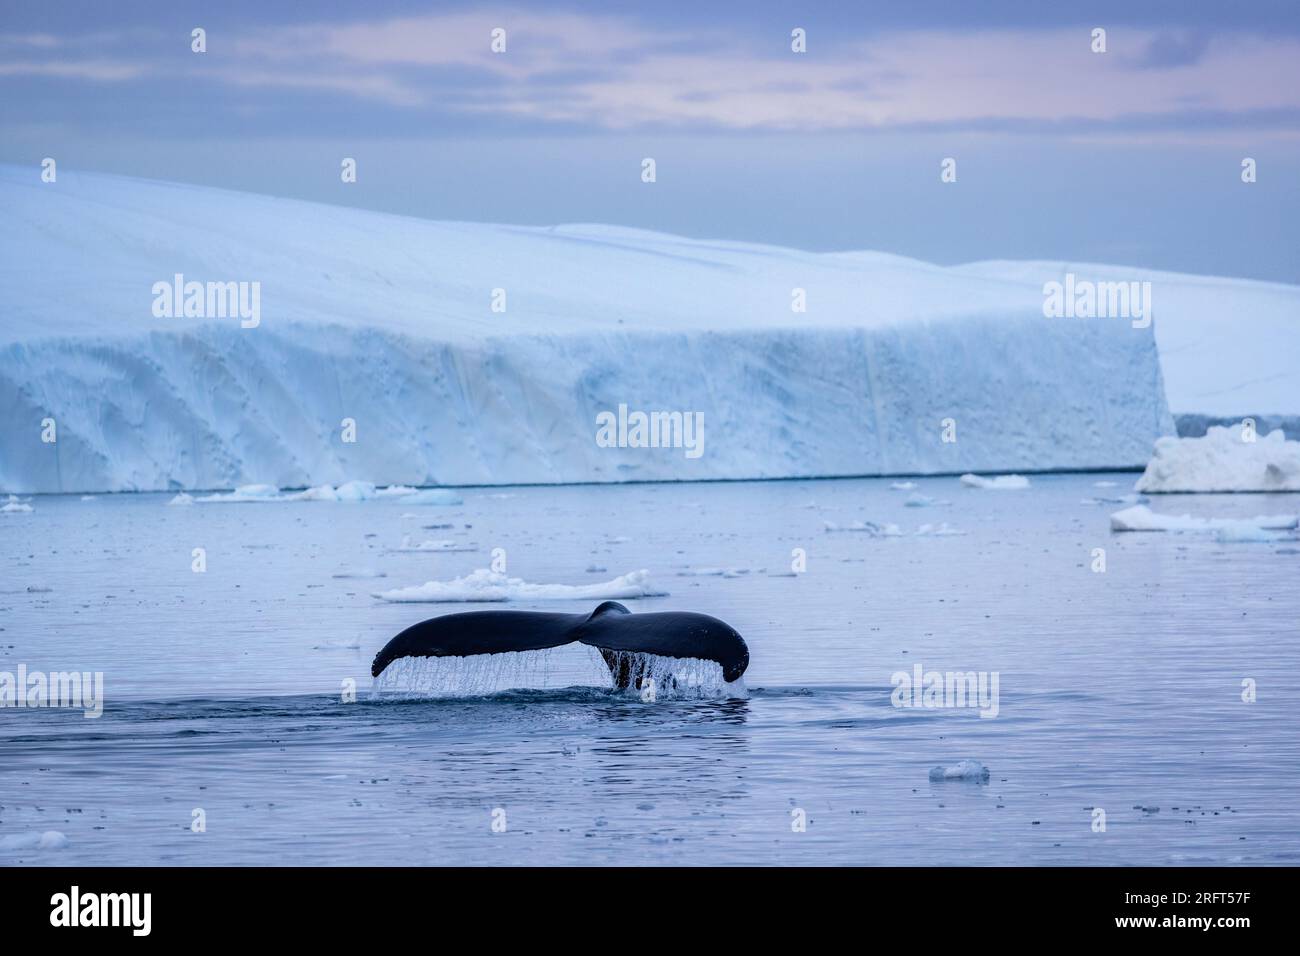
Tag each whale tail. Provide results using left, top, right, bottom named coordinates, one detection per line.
left=370, top=604, right=749, bottom=685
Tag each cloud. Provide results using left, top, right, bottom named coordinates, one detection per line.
left=1129, top=31, right=1214, bottom=69
left=3, top=11, right=1298, bottom=136
left=0, top=59, right=146, bottom=81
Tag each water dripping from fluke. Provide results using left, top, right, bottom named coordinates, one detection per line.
left=369, top=603, right=749, bottom=700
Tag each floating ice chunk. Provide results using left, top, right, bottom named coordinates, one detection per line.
left=0, top=830, right=68, bottom=851
left=891, top=481, right=918, bottom=490
left=167, top=492, right=194, bottom=506
left=314, top=638, right=362, bottom=650
left=333, top=480, right=378, bottom=501
left=1093, top=480, right=1119, bottom=488
left=196, top=483, right=281, bottom=502
left=293, top=481, right=377, bottom=501
left=373, top=568, right=666, bottom=603
left=823, top=520, right=903, bottom=536
left=676, top=567, right=759, bottom=578
left=1135, top=425, right=1300, bottom=493
left=2, top=495, right=33, bottom=513
left=376, top=484, right=462, bottom=504
left=295, top=484, right=339, bottom=501
left=928, top=760, right=990, bottom=783
left=904, top=492, right=935, bottom=507
left=80, top=495, right=97, bottom=501
left=1110, top=504, right=1298, bottom=535
left=914, top=522, right=966, bottom=536
left=1082, top=493, right=1146, bottom=506
left=392, top=536, right=477, bottom=553
left=960, top=474, right=1030, bottom=490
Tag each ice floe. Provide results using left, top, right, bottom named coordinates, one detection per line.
left=2, top=495, right=33, bottom=513
left=1110, top=504, right=1298, bottom=538
left=914, top=522, right=966, bottom=537
left=676, top=566, right=760, bottom=578
left=373, top=568, right=666, bottom=603
left=825, top=520, right=963, bottom=537
left=391, top=536, right=478, bottom=553
left=824, top=520, right=904, bottom=536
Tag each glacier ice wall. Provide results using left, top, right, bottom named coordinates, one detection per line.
left=0, top=166, right=1178, bottom=493
left=1, top=320, right=1172, bottom=493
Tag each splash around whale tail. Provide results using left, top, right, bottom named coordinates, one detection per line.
left=370, top=603, right=749, bottom=685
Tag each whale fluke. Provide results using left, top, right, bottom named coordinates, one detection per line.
left=371, top=603, right=749, bottom=685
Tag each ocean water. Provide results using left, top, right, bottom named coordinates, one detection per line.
left=2, top=475, right=1298, bottom=865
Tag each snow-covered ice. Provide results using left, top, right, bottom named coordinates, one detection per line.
left=1135, top=425, right=1300, bottom=493
left=372, top=568, right=666, bottom=603
left=1110, top=504, right=1298, bottom=536
left=0, top=167, right=1177, bottom=494
left=2, top=494, right=32, bottom=513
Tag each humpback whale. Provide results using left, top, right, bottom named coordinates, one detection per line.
left=371, top=601, right=749, bottom=686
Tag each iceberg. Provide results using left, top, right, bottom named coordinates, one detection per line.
left=1135, top=425, right=1300, bottom=493
left=956, top=260, right=1300, bottom=422
left=1, top=167, right=1183, bottom=493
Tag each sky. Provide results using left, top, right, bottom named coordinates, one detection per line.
left=3, top=0, right=1299, bottom=282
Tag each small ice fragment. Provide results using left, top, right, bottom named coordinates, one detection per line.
left=0, top=830, right=68, bottom=851
left=823, top=520, right=903, bottom=536
left=928, top=760, right=990, bottom=783
left=392, top=536, right=477, bottom=552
